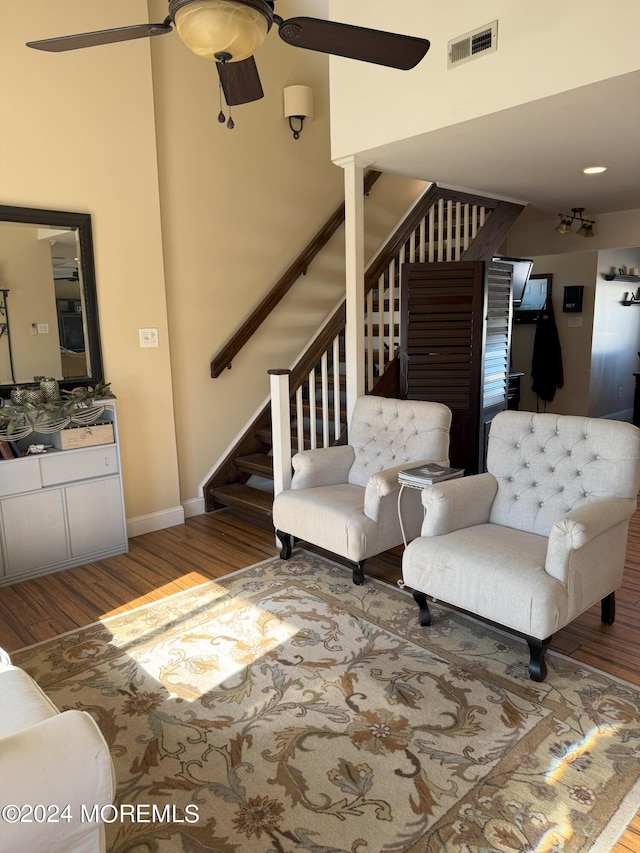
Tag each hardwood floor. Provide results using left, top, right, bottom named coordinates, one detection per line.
left=0, top=506, right=639, bottom=850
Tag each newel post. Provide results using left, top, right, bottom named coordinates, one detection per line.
left=269, top=369, right=292, bottom=497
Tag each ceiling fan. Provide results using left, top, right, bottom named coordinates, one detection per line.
left=26, top=0, right=430, bottom=111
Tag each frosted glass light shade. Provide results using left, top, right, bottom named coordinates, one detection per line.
left=173, top=0, right=269, bottom=62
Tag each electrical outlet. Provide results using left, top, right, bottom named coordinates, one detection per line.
left=37, top=323, right=49, bottom=334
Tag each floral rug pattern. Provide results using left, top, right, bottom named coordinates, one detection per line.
left=13, top=550, right=640, bottom=853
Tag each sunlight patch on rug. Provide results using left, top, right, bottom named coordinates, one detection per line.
left=13, top=550, right=640, bottom=853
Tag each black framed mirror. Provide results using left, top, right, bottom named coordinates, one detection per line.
left=0, top=204, right=103, bottom=394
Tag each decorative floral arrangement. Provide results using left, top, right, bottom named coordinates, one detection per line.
left=0, top=382, right=116, bottom=439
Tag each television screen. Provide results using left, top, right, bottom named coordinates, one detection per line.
left=518, top=276, right=549, bottom=312
left=493, top=256, right=534, bottom=305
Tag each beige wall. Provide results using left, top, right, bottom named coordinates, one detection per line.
left=328, top=0, right=640, bottom=161
left=1, top=1, right=180, bottom=530
left=148, top=0, right=344, bottom=512
left=147, top=0, right=426, bottom=511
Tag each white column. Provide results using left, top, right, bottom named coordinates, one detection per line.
left=269, top=369, right=292, bottom=496
left=335, top=155, right=368, bottom=425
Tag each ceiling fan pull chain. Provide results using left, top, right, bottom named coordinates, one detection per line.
left=217, top=78, right=226, bottom=125
left=216, top=54, right=235, bottom=129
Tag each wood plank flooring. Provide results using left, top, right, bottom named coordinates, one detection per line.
left=0, top=507, right=639, bottom=850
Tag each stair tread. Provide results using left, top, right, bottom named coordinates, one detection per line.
left=235, top=453, right=273, bottom=476
left=210, top=483, right=273, bottom=517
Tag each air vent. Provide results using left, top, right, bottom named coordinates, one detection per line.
left=448, top=21, right=498, bottom=69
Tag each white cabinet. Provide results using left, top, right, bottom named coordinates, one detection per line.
left=0, top=403, right=127, bottom=585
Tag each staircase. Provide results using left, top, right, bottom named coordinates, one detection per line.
left=204, top=183, right=523, bottom=522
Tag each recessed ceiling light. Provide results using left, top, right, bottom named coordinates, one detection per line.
left=582, top=165, right=608, bottom=175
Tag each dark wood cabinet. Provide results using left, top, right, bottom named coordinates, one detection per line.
left=399, top=260, right=513, bottom=474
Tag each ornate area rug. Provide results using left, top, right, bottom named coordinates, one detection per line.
left=13, top=550, right=640, bottom=853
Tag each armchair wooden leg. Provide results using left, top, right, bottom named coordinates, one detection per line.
left=412, top=590, right=431, bottom=626
left=352, top=562, right=366, bottom=585
left=526, top=636, right=551, bottom=682
left=276, top=531, right=292, bottom=560
left=601, top=592, right=616, bottom=625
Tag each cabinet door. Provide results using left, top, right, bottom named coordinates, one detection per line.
left=65, top=476, right=126, bottom=559
left=1, top=490, right=68, bottom=575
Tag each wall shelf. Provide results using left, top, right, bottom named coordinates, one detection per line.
left=606, top=274, right=640, bottom=283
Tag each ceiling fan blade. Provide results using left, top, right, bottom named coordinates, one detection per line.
left=278, top=17, right=429, bottom=70
left=26, top=23, right=172, bottom=53
left=216, top=58, right=264, bottom=106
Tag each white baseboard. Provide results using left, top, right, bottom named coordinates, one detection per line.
left=183, top=496, right=206, bottom=518
left=126, top=505, right=186, bottom=539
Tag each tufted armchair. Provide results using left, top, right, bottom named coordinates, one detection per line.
left=402, top=410, right=640, bottom=681
left=273, top=396, right=451, bottom=584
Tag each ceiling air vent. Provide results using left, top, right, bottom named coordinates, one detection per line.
left=448, top=21, right=498, bottom=69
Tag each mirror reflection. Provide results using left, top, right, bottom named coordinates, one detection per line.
left=0, top=206, right=103, bottom=392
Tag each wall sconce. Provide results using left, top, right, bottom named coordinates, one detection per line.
left=555, top=207, right=596, bottom=238
left=284, top=85, right=313, bottom=139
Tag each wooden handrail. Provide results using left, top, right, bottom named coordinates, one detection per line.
left=210, top=169, right=382, bottom=378
left=364, top=183, right=439, bottom=292
left=203, top=183, right=524, bottom=509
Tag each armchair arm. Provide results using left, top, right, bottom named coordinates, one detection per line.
left=363, top=458, right=446, bottom=522
left=545, top=497, right=637, bottom=583
left=0, top=710, right=115, bottom=853
left=420, top=473, right=498, bottom=536
left=291, top=445, right=355, bottom=489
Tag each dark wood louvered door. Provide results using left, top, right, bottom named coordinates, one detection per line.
left=399, top=260, right=513, bottom=474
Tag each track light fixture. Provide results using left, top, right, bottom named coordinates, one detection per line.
left=555, top=208, right=595, bottom=238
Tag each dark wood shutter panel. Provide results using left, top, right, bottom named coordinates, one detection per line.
left=400, top=260, right=513, bottom=474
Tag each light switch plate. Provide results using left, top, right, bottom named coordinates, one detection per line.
left=139, top=327, right=159, bottom=348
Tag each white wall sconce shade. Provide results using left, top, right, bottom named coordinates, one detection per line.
left=284, top=85, right=313, bottom=139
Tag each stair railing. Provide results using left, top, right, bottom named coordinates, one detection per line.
left=204, top=184, right=522, bottom=511
left=272, top=184, right=522, bottom=488
left=210, top=170, right=382, bottom=379
left=275, top=187, right=504, bottom=461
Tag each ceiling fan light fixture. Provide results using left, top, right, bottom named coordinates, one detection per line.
left=170, top=0, right=272, bottom=63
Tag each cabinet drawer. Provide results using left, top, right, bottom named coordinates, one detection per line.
left=40, top=445, right=119, bottom=486
left=0, top=458, right=41, bottom=496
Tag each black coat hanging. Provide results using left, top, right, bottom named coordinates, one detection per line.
left=531, top=301, right=564, bottom=403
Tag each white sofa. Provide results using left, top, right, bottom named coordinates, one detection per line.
left=0, top=646, right=115, bottom=853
